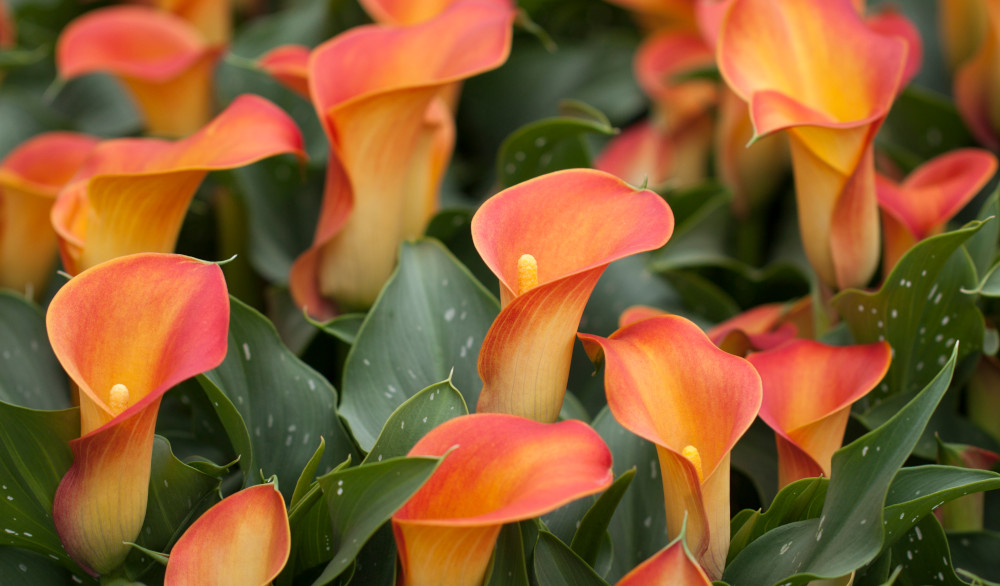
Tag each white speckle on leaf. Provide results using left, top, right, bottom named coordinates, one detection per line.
left=444, top=308, right=456, bottom=321
left=242, top=343, right=251, bottom=361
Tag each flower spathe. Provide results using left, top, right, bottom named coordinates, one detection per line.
left=473, top=169, right=674, bottom=422
left=950, top=0, right=1000, bottom=150
left=46, top=253, right=230, bottom=575
left=164, top=483, right=291, bottom=585
left=578, top=315, right=761, bottom=579
left=616, top=535, right=712, bottom=586
left=718, top=0, right=909, bottom=289
left=288, top=0, right=515, bottom=317
left=56, top=6, right=221, bottom=137
left=51, top=93, right=305, bottom=275
left=748, top=339, right=891, bottom=488
left=877, top=148, right=997, bottom=273
left=0, top=132, right=97, bottom=298
left=392, top=413, right=614, bottom=586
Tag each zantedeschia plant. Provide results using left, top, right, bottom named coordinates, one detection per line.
left=3, top=0, right=1000, bottom=584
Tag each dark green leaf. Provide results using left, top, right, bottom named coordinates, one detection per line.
left=486, top=523, right=530, bottom=586
left=949, top=531, right=1000, bottom=582
left=339, top=239, right=498, bottom=451
left=0, top=292, right=70, bottom=410
left=883, top=466, right=1000, bottom=542
left=571, top=469, right=635, bottom=567
left=0, top=403, right=80, bottom=572
left=496, top=100, right=616, bottom=188
left=963, top=187, right=999, bottom=281
left=291, top=437, right=326, bottom=510
left=315, top=314, right=366, bottom=346
left=533, top=531, right=609, bottom=586
left=309, top=456, right=441, bottom=585
left=722, top=345, right=958, bottom=585
left=833, top=221, right=986, bottom=403
left=888, top=516, right=965, bottom=585
left=877, top=87, right=975, bottom=172
left=362, top=380, right=468, bottom=465
left=123, top=437, right=227, bottom=580
left=0, top=547, right=94, bottom=586
left=592, top=407, right=667, bottom=583
left=727, top=477, right=828, bottom=564
left=342, top=524, right=397, bottom=586
left=199, top=297, right=357, bottom=498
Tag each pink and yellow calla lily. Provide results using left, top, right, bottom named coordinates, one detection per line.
left=948, top=0, right=1000, bottom=150
left=164, top=483, right=290, bottom=586
left=0, top=132, right=98, bottom=298
left=747, top=339, right=891, bottom=489
left=877, top=148, right=997, bottom=273
left=578, top=315, right=761, bottom=579
left=142, top=0, right=231, bottom=45
left=288, top=0, right=515, bottom=317
left=616, top=536, right=712, bottom=586
left=718, top=0, right=909, bottom=289
left=359, top=0, right=513, bottom=25
left=0, top=0, right=13, bottom=49
left=51, top=94, right=304, bottom=275
left=56, top=6, right=222, bottom=137
left=256, top=45, right=310, bottom=99
left=46, top=253, right=230, bottom=576
left=473, top=169, right=674, bottom=422
left=392, top=413, right=614, bottom=586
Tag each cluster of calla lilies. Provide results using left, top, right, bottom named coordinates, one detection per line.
left=4, top=0, right=1000, bottom=584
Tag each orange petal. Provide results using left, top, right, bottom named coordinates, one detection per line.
left=748, top=340, right=890, bottom=487
left=718, top=0, right=906, bottom=138
left=473, top=169, right=674, bottom=421
left=0, top=0, right=14, bottom=48
left=0, top=132, right=98, bottom=297
left=54, top=399, right=161, bottom=576
left=954, top=16, right=1000, bottom=151
left=578, top=315, right=761, bottom=578
left=618, top=304, right=666, bottom=328
left=290, top=0, right=514, bottom=316
left=940, top=0, right=989, bottom=70
left=636, top=31, right=716, bottom=128
left=393, top=414, right=613, bottom=586
left=257, top=44, right=311, bottom=98
left=45, top=253, right=230, bottom=434
left=877, top=148, right=997, bottom=242
left=594, top=120, right=674, bottom=189
left=56, top=6, right=220, bottom=137
left=616, top=530, right=713, bottom=585
left=164, top=484, right=291, bottom=585
left=865, top=5, right=923, bottom=89
left=154, top=0, right=231, bottom=45
left=605, top=0, right=697, bottom=32
left=359, top=0, right=511, bottom=25
left=51, top=94, right=304, bottom=275
left=706, top=302, right=797, bottom=355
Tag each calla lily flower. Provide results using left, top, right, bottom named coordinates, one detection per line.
left=288, top=0, right=515, bottom=316
left=936, top=440, right=1000, bottom=531
left=0, top=0, right=13, bottom=49
left=51, top=94, right=304, bottom=275
left=578, top=315, right=761, bottom=579
left=877, top=148, right=996, bottom=273
left=596, top=31, right=716, bottom=190
left=0, top=132, right=97, bottom=298
left=256, top=45, right=310, bottom=99
left=604, top=0, right=698, bottom=32
left=164, top=483, right=291, bottom=585
left=359, top=0, right=512, bottom=25
left=141, top=0, right=231, bottom=45
left=718, top=0, right=909, bottom=289
left=56, top=6, right=222, bottom=137
left=46, top=253, right=230, bottom=576
left=473, top=169, right=674, bottom=422
left=392, top=413, right=613, bottom=586
left=747, top=339, right=891, bottom=489
left=619, top=302, right=799, bottom=356
left=949, top=1, right=1000, bottom=150
left=968, top=356, right=1000, bottom=444
left=616, top=535, right=712, bottom=586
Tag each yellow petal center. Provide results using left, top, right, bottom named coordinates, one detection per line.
left=109, top=383, right=130, bottom=416
left=682, top=445, right=703, bottom=482
left=517, top=253, right=538, bottom=295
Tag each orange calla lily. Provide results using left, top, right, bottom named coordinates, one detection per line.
left=0, top=132, right=98, bottom=298
left=257, top=44, right=310, bottom=99
left=46, top=253, right=230, bottom=576
left=0, top=0, right=13, bottom=49
left=359, top=0, right=513, bottom=25
left=718, top=0, right=909, bottom=289
left=392, top=413, right=614, bottom=586
left=164, top=483, right=290, bottom=585
left=288, top=0, right=515, bottom=317
left=473, top=169, right=674, bottom=422
left=604, top=0, right=698, bottom=32
left=949, top=0, right=1000, bottom=150
left=877, top=148, right=997, bottom=273
left=616, top=536, right=712, bottom=586
left=56, top=6, right=222, bottom=137
left=578, top=315, right=761, bottom=579
left=747, top=339, right=891, bottom=489
left=596, top=31, right=716, bottom=190
left=51, top=94, right=304, bottom=275
left=143, top=0, right=231, bottom=45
